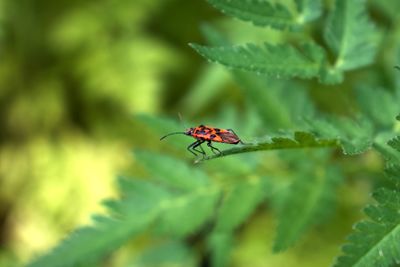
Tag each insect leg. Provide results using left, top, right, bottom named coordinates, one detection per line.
left=207, top=141, right=221, bottom=155
left=187, top=140, right=200, bottom=156
left=192, top=140, right=206, bottom=156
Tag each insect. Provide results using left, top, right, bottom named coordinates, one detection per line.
left=160, top=125, right=244, bottom=157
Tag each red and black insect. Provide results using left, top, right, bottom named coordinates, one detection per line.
left=160, top=125, right=244, bottom=156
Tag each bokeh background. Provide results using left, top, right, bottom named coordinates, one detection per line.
left=0, top=0, right=399, bottom=266
left=0, top=0, right=221, bottom=265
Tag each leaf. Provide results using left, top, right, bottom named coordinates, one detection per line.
left=135, top=151, right=209, bottom=190
left=27, top=160, right=218, bottom=267
left=206, top=0, right=295, bottom=30
left=334, top=166, right=400, bottom=267
left=178, top=65, right=230, bottom=116
left=189, top=42, right=326, bottom=80
left=155, top=187, right=220, bottom=237
left=135, top=151, right=220, bottom=236
left=295, top=0, right=322, bottom=23
left=206, top=0, right=322, bottom=31
left=230, top=70, right=316, bottom=130
left=28, top=217, right=152, bottom=267
left=305, top=116, right=374, bottom=155
left=356, top=87, right=400, bottom=130
left=195, top=131, right=338, bottom=163
left=388, top=136, right=400, bottom=153
left=215, top=177, right=268, bottom=232
left=27, top=179, right=164, bottom=267
left=324, top=0, right=380, bottom=72
left=207, top=232, right=234, bottom=267
left=200, top=25, right=316, bottom=130
left=137, top=114, right=184, bottom=147
left=273, top=164, right=342, bottom=252
left=133, top=241, right=196, bottom=267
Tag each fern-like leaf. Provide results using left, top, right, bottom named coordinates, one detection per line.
left=135, top=151, right=209, bottom=190
left=388, top=136, right=400, bottom=153
left=274, top=164, right=342, bottom=252
left=136, top=152, right=220, bottom=237
left=195, top=131, right=338, bottom=163
left=206, top=0, right=321, bottom=31
left=189, top=42, right=325, bottom=80
left=295, top=0, right=322, bottom=23
left=133, top=241, right=196, bottom=267
left=215, top=177, right=268, bottom=232
left=334, top=165, right=400, bottom=267
left=155, top=187, right=220, bottom=237
left=206, top=0, right=295, bottom=30
left=28, top=152, right=221, bottom=266
left=27, top=179, right=166, bottom=267
left=356, top=87, right=400, bottom=130
left=324, top=0, right=380, bottom=72
left=305, top=116, right=374, bottom=155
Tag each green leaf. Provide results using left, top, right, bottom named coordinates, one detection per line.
left=215, top=177, right=268, bottom=232
left=28, top=217, right=152, bottom=267
left=133, top=241, right=196, bottom=267
left=324, top=0, right=380, bottom=72
left=189, top=42, right=325, bottom=80
left=27, top=178, right=163, bottom=267
left=135, top=151, right=209, bottom=190
left=155, top=187, right=220, bottom=237
left=208, top=232, right=233, bottom=267
left=206, top=0, right=295, bottom=30
left=295, top=0, right=322, bottom=23
left=334, top=179, right=400, bottom=267
left=356, top=87, right=400, bottom=130
left=195, top=131, right=338, bottom=163
left=200, top=25, right=316, bottom=130
left=206, top=0, right=321, bottom=31
left=306, top=116, right=374, bottom=155
left=388, top=136, right=400, bottom=153
left=273, top=164, right=342, bottom=252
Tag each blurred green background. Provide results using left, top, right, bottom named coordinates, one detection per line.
left=0, top=0, right=222, bottom=265
left=0, top=0, right=398, bottom=266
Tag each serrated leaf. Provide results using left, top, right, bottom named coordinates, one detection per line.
left=215, top=177, right=268, bottom=232
left=200, top=25, right=315, bottom=130
left=111, top=178, right=171, bottom=215
left=334, top=187, right=400, bottom=267
left=156, top=187, right=220, bottom=237
left=190, top=42, right=325, bottom=80
left=273, top=165, right=342, bottom=252
left=206, top=0, right=296, bottom=30
left=207, top=0, right=321, bottom=30
left=356, top=87, right=400, bottom=130
left=28, top=178, right=163, bottom=267
left=134, top=152, right=220, bottom=236
left=305, top=116, right=374, bottom=155
left=388, top=136, right=400, bottom=152
left=29, top=217, right=152, bottom=267
left=324, top=0, right=380, bottom=72
left=195, top=131, right=338, bottom=163
left=135, top=151, right=209, bottom=190
left=295, top=0, right=322, bottom=23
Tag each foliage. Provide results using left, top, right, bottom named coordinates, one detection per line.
left=193, top=0, right=381, bottom=84
left=3, top=0, right=400, bottom=267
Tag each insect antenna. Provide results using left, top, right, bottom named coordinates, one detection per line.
left=160, top=132, right=187, bottom=140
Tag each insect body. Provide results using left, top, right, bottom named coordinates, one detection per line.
left=160, top=125, right=243, bottom=157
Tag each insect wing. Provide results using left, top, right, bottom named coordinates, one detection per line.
left=218, top=130, right=240, bottom=144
